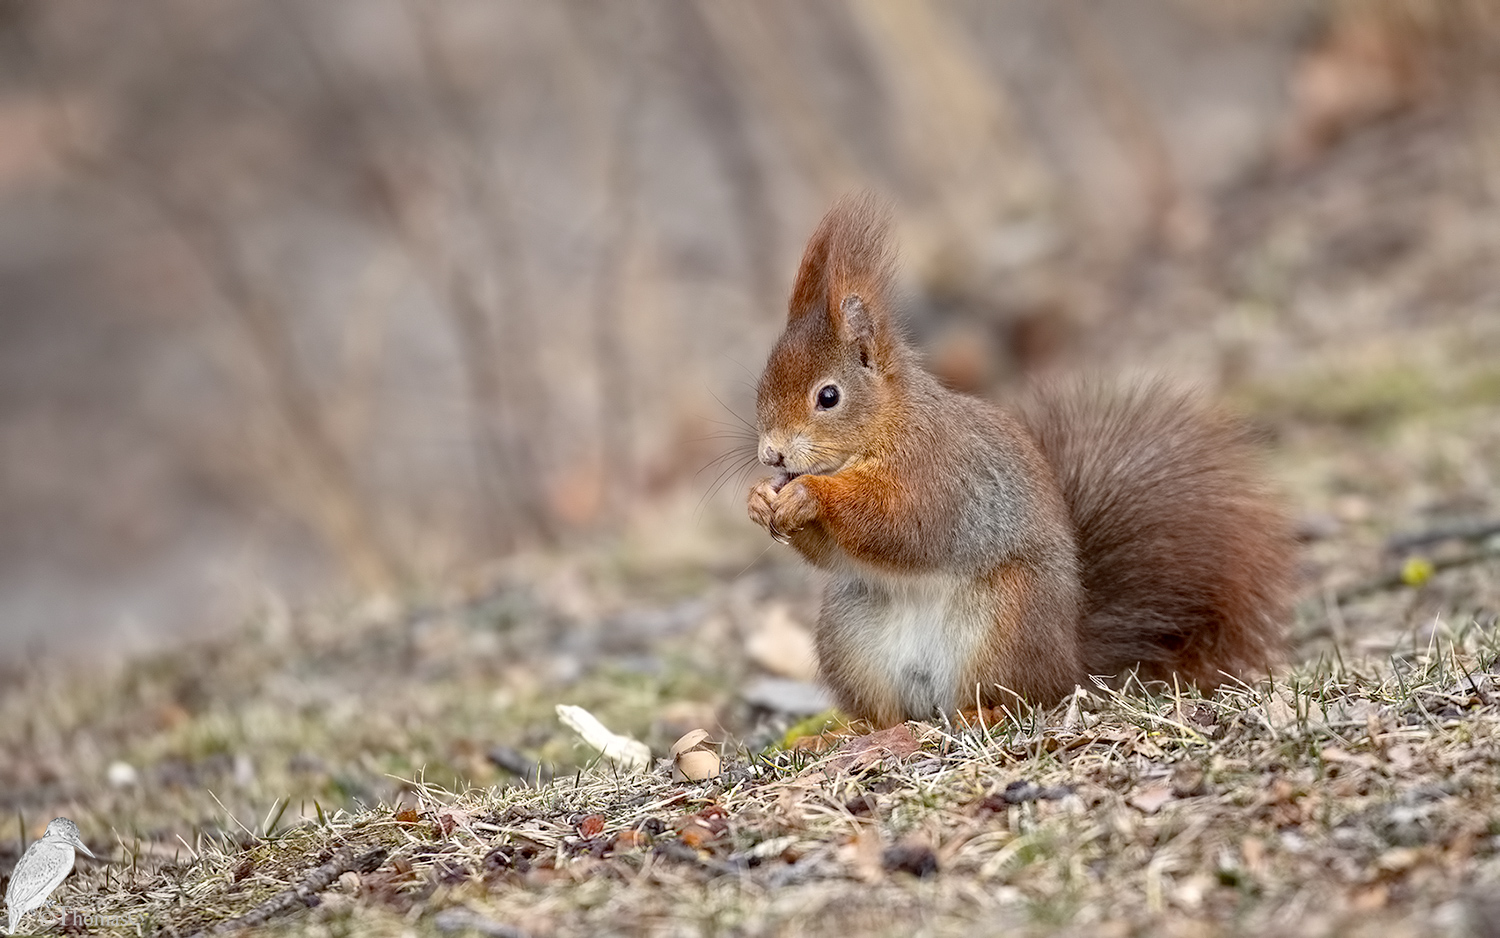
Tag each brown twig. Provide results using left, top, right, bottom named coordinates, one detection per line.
left=196, top=846, right=387, bottom=936
left=1334, top=544, right=1500, bottom=605
left=196, top=846, right=387, bottom=930
left=1386, top=518, right=1500, bottom=554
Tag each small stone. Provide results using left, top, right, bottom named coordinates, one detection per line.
left=740, top=677, right=832, bottom=716
left=433, top=907, right=528, bottom=938
left=233, top=753, right=256, bottom=789
left=1172, top=765, right=1208, bottom=797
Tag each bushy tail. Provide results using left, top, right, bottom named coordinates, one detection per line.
left=1020, top=380, right=1297, bottom=688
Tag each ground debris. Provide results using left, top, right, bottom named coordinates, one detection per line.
left=14, top=619, right=1500, bottom=937
left=190, top=846, right=387, bottom=936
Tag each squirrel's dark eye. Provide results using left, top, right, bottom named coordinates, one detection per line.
left=816, top=384, right=841, bottom=410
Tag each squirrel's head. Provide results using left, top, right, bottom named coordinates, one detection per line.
left=756, top=195, right=905, bottom=478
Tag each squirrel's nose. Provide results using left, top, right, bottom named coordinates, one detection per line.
left=761, top=445, right=785, bottom=468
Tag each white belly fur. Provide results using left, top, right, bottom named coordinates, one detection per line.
left=841, top=570, right=989, bottom=719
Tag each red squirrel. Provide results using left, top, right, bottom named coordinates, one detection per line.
left=747, top=196, right=1296, bottom=729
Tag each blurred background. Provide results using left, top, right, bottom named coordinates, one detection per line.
left=2, top=0, right=1498, bottom=659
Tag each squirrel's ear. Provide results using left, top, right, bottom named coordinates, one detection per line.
left=824, top=194, right=896, bottom=363
left=835, top=294, right=877, bottom=366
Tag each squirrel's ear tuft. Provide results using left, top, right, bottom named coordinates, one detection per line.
left=787, top=193, right=895, bottom=323
left=787, top=210, right=835, bottom=324
left=788, top=194, right=898, bottom=363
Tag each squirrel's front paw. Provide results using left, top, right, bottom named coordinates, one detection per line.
left=771, top=476, right=819, bottom=536
left=747, top=477, right=779, bottom=534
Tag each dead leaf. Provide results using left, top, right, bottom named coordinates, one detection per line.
left=829, top=724, right=922, bottom=772
left=436, top=807, right=473, bottom=838
left=674, top=804, right=729, bottom=848
left=1254, top=778, right=1311, bottom=826
left=1061, top=687, right=1100, bottom=731
left=774, top=787, right=807, bottom=828
left=1320, top=746, right=1379, bottom=772
left=1376, top=847, right=1425, bottom=873
left=791, top=724, right=923, bottom=785
left=1385, top=744, right=1416, bottom=772
left=670, top=729, right=711, bottom=758
left=844, top=794, right=879, bottom=818
left=1241, top=836, right=1266, bottom=874
left=745, top=604, right=818, bottom=681
left=1262, top=693, right=1300, bottom=732
left=1173, top=872, right=1213, bottom=912
left=1173, top=701, right=1221, bottom=736
left=1349, top=883, right=1389, bottom=911
left=577, top=814, right=606, bottom=838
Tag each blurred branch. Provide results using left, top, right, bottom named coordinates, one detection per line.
left=1056, top=0, right=1186, bottom=251
left=672, top=0, right=781, bottom=314
left=402, top=1, right=560, bottom=546
left=1334, top=544, right=1500, bottom=606
left=135, top=197, right=403, bottom=590
left=694, top=1, right=862, bottom=200
left=330, top=251, right=402, bottom=474
left=277, top=0, right=560, bottom=550
left=1386, top=519, right=1500, bottom=555
left=849, top=0, right=1055, bottom=242
left=559, top=0, right=644, bottom=526
left=14, top=12, right=401, bottom=589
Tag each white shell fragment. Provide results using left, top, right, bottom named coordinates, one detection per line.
left=674, top=749, right=722, bottom=781
left=555, top=704, right=652, bottom=773
left=670, top=729, right=722, bottom=781
left=669, top=728, right=711, bottom=758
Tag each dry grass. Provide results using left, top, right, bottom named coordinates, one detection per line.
left=17, top=614, right=1498, bottom=937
